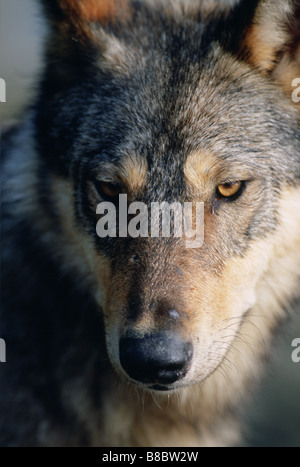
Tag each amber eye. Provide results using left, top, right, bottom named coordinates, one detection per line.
left=94, top=181, right=122, bottom=200
left=216, top=181, right=243, bottom=199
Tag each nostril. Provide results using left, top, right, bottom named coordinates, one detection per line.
left=119, top=332, right=193, bottom=386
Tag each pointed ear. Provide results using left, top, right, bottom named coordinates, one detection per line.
left=40, top=0, right=133, bottom=80
left=41, top=0, right=131, bottom=43
left=240, top=0, right=300, bottom=96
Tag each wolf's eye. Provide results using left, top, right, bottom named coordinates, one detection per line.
left=216, top=181, right=244, bottom=200
left=94, top=181, right=121, bottom=201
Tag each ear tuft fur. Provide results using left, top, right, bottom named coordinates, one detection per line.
left=41, top=0, right=131, bottom=44
left=242, top=0, right=300, bottom=96
left=41, top=0, right=130, bottom=23
left=60, top=0, right=129, bottom=23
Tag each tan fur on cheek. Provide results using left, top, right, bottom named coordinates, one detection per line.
left=166, top=220, right=277, bottom=384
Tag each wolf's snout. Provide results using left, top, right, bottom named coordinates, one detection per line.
left=119, top=332, right=193, bottom=386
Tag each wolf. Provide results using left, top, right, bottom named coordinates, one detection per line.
left=0, top=0, right=300, bottom=447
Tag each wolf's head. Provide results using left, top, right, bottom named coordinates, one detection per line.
left=37, top=0, right=300, bottom=392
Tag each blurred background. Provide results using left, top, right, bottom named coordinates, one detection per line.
left=1, top=0, right=300, bottom=447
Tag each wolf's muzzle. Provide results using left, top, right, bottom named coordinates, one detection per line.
left=119, top=331, right=193, bottom=386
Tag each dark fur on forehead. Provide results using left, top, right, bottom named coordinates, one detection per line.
left=35, top=0, right=300, bottom=183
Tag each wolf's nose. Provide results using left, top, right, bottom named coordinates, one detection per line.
left=119, top=332, right=193, bottom=386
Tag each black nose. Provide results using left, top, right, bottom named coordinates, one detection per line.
left=119, top=332, right=193, bottom=386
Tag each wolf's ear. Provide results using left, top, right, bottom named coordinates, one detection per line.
left=41, top=0, right=130, bottom=43
left=40, top=0, right=133, bottom=77
left=237, top=0, right=300, bottom=95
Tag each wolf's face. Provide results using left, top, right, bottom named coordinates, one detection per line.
left=39, top=0, right=300, bottom=392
